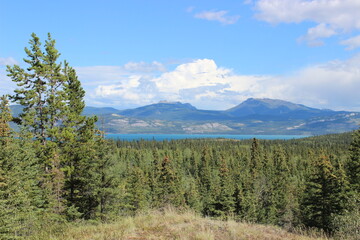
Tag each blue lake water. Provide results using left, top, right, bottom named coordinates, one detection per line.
left=105, top=134, right=309, bottom=141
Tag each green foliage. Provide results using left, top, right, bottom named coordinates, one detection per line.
left=211, top=156, right=235, bottom=219
left=157, top=156, right=185, bottom=207
left=0, top=139, right=43, bottom=239
left=1, top=33, right=357, bottom=239
left=347, top=129, right=360, bottom=192
left=332, top=198, right=360, bottom=240
left=125, top=167, right=150, bottom=213
left=301, top=155, right=348, bottom=233
left=0, top=95, right=12, bottom=141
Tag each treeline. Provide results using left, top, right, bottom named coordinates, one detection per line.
left=112, top=137, right=359, bottom=232
left=0, top=34, right=359, bottom=239
left=0, top=33, right=117, bottom=239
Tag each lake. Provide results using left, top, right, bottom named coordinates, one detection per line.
left=105, top=134, right=309, bottom=141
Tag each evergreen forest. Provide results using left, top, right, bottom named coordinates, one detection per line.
left=0, top=34, right=359, bottom=239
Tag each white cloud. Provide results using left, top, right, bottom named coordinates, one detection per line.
left=3, top=57, right=360, bottom=111
left=255, top=0, right=360, bottom=48
left=75, top=66, right=126, bottom=86
left=299, top=23, right=337, bottom=46
left=341, top=35, right=360, bottom=50
left=0, top=57, right=18, bottom=96
left=194, top=91, right=219, bottom=100
left=75, top=61, right=168, bottom=107
left=0, top=70, right=17, bottom=97
left=153, top=59, right=230, bottom=93
left=123, top=61, right=166, bottom=73
left=0, top=57, right=18, bottom=66
left=92, top=76, right=157, bottom=107
left=194, top=10, right=240, bottom=25
left=255, top=0, right=360, bottom=28
left=277, top=55, right=360, bottom=110
left=94, top=74, right=141, bottom=97
left=80, top=57, right=360, bottom=111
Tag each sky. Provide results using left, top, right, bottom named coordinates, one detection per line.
left=1, top=0, right=360, bottom=111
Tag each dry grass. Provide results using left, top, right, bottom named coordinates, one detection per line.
left=33, top=208, right=328, bottom=240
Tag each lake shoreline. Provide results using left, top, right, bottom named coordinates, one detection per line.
left=105, top=133, right=310, bottom=141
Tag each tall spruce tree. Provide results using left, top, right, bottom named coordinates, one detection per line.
left=250, top=138, right=262, bottom=177
left=270, top=146, right=291, bottom=226
left=8, top=33, right=49, bottom=143
left=199, top=147, right=214, bottom=215
left=6, top=33, right=101, bottom=221
left=347, top=129, right=360, bottom=192
left=7, top=33, right=69, bottom=220
left=0, top=95, right=12, bottom=142
left=301, top=155, right=346, bottom=233
left=212, top=156, right=235, bottom=219
left=60, top=63, right=100, bottom=219
left=125, top=167, right=150, bottom=213
left=158, top=156, right=185, bottom=207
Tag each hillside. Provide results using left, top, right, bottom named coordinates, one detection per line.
left=32, top=209, right=327, bottom=240
left=9, top=98, right=360, bottom=134
left=89, top=98, right=360, bottom=135
left=226, top=98, right=335, bottom=119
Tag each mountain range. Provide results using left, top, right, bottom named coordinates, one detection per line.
left=80, top=98, right=360, bottom=135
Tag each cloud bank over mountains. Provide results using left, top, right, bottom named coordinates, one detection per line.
left=1, top=55, right=359, bottom=111
left=76, top=56, right=360, bottom=111
left=3, top=54, right=358, bottom=111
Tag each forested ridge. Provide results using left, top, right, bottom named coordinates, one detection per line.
left=0, top=34, right=359, bottom=239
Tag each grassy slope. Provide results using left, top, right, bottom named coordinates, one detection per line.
left=34, top=209, right=327, bottom=240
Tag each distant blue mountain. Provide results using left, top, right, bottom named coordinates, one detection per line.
left=119, top=101, right=229, bottom=121
left=83, top=106, right=122, bottom=116
left=9, top=98, right=360, bottom=135
left=118, top=98, right=341, bottom=121
left=225, top=98, right=337, bottom=120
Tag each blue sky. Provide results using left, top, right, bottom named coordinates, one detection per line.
left=1, top=0, right=360, bottom=111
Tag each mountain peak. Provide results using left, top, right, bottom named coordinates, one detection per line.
left=243, top=98, right=299, bottom=106
left=118, top=101, right=199, bottom=119
left=226, top=98, right=320, bottom=117
left=153, top=101, right=197, bottom=110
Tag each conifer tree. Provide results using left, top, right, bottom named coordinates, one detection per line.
left=0, top=95, right=12, bottom=142
left=149, top=150, right=162, bottom=208
left=7, top=33, right=68, bottom=219
left=125, top=167, right=150, bottom=213
left=93, top=139, right=118, bottom=221
left=183, top=176, right=202, bottom=212
left=239, top=139, right=266, bottom=222
left=60, top=63, right=100, bottom=219
left=347, top=129, right=360, bottom=192
left=6, top=33, right=100, bottom=221
left=0, top=139, right=43, bottom=239
left=250, top=138, right=262, bottom=177
left=237, top=156, right=259, bottom=222
left=301, top=155, right=346, bottom=233
left=158, top=156, right=185, bottom=207
left=212, top=156, right=235, bottom=219
left=339, top=130, right=360, bottom=238
left=198, top=147, right=214, bottom=215
left=7, top=33, right=53, bottom=143
left=270, top=146, right=291, bottom=225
